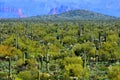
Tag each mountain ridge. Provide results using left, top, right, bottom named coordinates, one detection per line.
left=26, top=9, right=118, bottom=21
left=0, top=9, right=119, bottom=21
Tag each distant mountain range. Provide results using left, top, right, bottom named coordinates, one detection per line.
left=0, top=2, right=25, bottom=18
left=26, top=10, right=117, bottom=21
left=48, top=5, right=71, bottom=15
left=0, top=5, right=73, bottom=18
left=0, top=4, right=119, bottom=20
left=1, top=0, right=120, bottom=18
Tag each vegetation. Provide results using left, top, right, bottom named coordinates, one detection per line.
left=0, top=20, right=120, bottom=80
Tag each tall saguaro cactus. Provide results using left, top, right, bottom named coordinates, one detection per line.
left=46, top=43, right=50, bottom=72
left=98, top=31, right=101, bottom=43
left=78, top=24, right=84, bottom=37
left=8, top=57, right=11, bottom=80
left=38, top=57, right=41, bottom=80
left=15, top=27, right=18, bottom=49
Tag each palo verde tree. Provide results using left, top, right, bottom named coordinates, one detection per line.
left=0, top=45, right=22, bottom=80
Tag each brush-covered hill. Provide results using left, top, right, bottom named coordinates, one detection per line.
left=26, top=10, right=117, bottom=21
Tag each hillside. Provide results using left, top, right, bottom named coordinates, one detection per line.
left=26, top=10, right=117, bottom=21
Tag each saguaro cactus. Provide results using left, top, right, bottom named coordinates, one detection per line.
left=46, top=43, right=50, bottom=72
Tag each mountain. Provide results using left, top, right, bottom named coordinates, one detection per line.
left=0, top=2, right=26, bottom=18
left=26, top=10, right=117, bottom=21
left=48, top=5, right=70, bottom=15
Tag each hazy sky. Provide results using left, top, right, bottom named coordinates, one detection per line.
left=0, top=0, right=120, bottom=18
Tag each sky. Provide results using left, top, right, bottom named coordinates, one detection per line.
left=0, top=0, right=120, bottom=18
